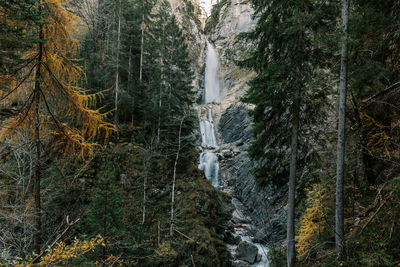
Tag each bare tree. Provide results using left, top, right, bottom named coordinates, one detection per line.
left=0, top=131, right=35, bottom=259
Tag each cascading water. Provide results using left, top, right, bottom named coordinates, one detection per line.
left=204, top=41, right=221, bottom=103
left=198, top=41, right=221, bottom=187
left=198, top=40, right=269, bottom=266
left=199, top=109, right=218, bottom=148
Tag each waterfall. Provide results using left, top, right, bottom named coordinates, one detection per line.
left=198, top=152, right=220, bottom=187
left=198, top=41, right=220, bottom=186
left=199, top=108, right=218, bottom=147
left=199, top=41, right=269, bottom=266
left=204, top=41, right=221, bottom=103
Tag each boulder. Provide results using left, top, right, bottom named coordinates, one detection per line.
left=236, top=241, right=258, bottom=264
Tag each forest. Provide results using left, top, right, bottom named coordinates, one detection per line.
left=0, top=0, right=399, bottom=266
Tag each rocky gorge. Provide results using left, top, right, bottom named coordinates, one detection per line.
left=170, top=0, right=289, bottom=265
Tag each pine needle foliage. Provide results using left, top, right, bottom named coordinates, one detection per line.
left=241, top=0, right=337, bottom=187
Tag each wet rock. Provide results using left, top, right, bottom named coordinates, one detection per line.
left=232, top=260, right=251, bottom=267
left=236, top=241, right=258, bottom=264
left=256, top=253, right=262, bottom=263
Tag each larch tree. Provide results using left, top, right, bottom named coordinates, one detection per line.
left=0, top=0, right=114, bottom=256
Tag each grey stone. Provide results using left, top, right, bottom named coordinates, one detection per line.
left=236, top=241, right=258, bottom=264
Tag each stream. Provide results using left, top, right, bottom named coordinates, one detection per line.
left=198, top=41, right=269, bottom=266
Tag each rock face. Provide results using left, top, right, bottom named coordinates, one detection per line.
left=236, top=241, right=259, bottom=264
left=206, top=0, right=287, bottom=250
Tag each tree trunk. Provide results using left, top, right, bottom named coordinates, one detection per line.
left=33, top=13, right=44, bottom=257
left=287, top=87, right=300, bottom=267
left=142, top=170, right=147, bottom=225
left=142, top=143, right=153, bottom=225
left=128, top=36, right=134, bottom=124
left=102, top=190, right=108, bottom=265
left=336, top=0, right=349, bottom=259
left=139, top=11, right=144, bottom=82
left=170, top=114, right=185, bottom=236
left=157, top=25, right=165, bottom=144
left=114, top=0, right=121, bottom=125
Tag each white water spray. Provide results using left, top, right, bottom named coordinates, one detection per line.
left=204, top=41, right=221, bottom=103
left=198, top=41, right=221, bottom=186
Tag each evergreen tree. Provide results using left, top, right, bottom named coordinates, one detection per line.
left=84, top=163, right=123, bottom=262
left=241, top=0, right=337, bottom=265
left=242, top=0, right=337, bottom=188
left=156, top=11, right=196, bottom=162
left=0, top=0, right=42, bottom=75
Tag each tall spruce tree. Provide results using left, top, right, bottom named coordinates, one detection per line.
left=84, top=163, right=123, bottom=263
left=241, top=0, right=337, bottom=265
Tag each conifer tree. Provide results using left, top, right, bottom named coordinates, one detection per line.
left=155, top=9, right=196, bottom=159
left=84, top=163, right=123, bottom=263
left=242, top=0, right=336, bottom=265
left=0, top=0, right=42, bottom=84
left=0, top=0, right=114, bottom=255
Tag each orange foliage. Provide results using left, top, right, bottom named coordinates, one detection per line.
left=0, top=0, right=115, bottom=157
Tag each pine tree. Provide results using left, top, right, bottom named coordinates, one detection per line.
left=157, top=11, right=196, bottom=160
left=241, top=0, right=337, bottom=265
left=84, top=163, right=123, bottom=263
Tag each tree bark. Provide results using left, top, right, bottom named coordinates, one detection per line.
left=128, top=36, right=134, bottom=124
left=287, top=87, right=300, bottom=267
left=336, top=0, right=349, bottom=259
left=114, top=0, right=121, bottom=125
left=170, top=114, right=185, bottom=236
left=139, top=6, right=145, bottom=83
left=33, top=9, right=44, bottom=257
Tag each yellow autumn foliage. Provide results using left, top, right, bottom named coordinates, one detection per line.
left=0, top=0, right=115, bottom=157
left=362, top=111, right=391, bottom=155
left=296, top=185, right=325, bottom=259
left=14, top=236, right=105, bottom=266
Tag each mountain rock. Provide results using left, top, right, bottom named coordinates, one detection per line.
left=236, top=241, right=258, bottom=264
